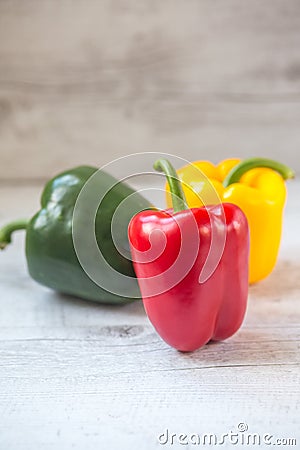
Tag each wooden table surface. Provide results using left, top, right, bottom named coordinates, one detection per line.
left=0, top=182, right=299, bottom=449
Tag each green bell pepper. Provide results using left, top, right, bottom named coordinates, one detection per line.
left=0, top=166, right=152, bottom=304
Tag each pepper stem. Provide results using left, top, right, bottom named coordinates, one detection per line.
left=0, top=219, right=29, bottom=250
left=154, top=159, right=188, bottom=213
left=223, top=157, right=295, bottom=187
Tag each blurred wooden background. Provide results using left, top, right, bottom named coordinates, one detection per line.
left=0, top=0, right=299, bottom=180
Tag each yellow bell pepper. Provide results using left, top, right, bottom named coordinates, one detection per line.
left=166, top=157, right=294, bottom=284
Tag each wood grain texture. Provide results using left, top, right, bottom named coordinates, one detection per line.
left=0, top=182, right=299, bottom=449
left=0, top=0, right=300, bottom=179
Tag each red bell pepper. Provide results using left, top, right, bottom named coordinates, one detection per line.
left=128, top=159, right=249, bottom=352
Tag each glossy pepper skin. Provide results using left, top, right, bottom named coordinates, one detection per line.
left=129, top=159, right=249, bottom=352
left=0, top=166, right=152, bottom=304
left=166, top=158, right=294, bottom=284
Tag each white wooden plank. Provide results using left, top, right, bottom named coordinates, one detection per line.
left=0, top=366, right=299, bottom=449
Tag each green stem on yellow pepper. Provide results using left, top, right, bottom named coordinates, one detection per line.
left=223, top=157, right=295, bottom=188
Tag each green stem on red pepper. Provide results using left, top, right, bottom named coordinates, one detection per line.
left=0, top=219, right=29, bottom=250
left=154, top=159, right=188, bottom=213
left=223, top=157, right=295, bottom=188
